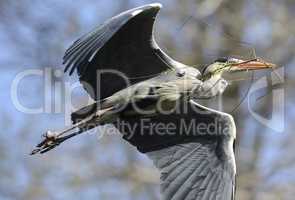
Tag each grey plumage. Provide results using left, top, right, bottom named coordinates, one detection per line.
left=32, top=3, right=275, bottom=199
left=63, top=3, right=185, bottom=100
left=32, top=4, right=237, bottom=200
left=146, top=100, right=236, bottom=200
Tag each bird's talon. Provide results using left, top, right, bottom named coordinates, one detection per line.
left=30, top=148, right=41, bottom=155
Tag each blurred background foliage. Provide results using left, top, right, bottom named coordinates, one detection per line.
left=0, top=0, right=294, bottom=199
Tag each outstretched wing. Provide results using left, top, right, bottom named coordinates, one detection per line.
left=117, top=100, right=236, bottom=200
left=147, top=141, right=236, bottom=200
left=63, top=3, right=181, bottom=100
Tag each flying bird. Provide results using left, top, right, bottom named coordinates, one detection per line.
left=31, top=3, right=275, bottom=200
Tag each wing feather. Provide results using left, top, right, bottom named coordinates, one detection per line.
left=63, top=3, right=182, bottom=100
left=146, top=141, right=236, bottom=200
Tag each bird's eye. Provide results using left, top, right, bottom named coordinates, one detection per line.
left=214, top=57, right=228, bottom=63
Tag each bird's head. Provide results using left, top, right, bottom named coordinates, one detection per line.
left=201, top=57, right=276, bottom=81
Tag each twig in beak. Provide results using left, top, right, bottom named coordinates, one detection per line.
left=232, top=58, right=259, bottom=66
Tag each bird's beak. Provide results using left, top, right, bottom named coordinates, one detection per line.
left=231, top=58, right=276, bottom=71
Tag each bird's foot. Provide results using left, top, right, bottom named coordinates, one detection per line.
left=31, top=130, right=78, bottom=155
left=30, top=131, right=61, bottom=155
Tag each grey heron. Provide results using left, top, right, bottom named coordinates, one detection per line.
left=31, top=3, right=275, bottom=200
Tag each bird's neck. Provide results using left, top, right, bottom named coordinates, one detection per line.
left=194, top=75, right=228, bottom=99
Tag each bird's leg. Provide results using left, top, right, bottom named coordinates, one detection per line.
left=31, top=107, right=114, bottom=155
left=30, top=119, right=93, bottom=155
left=30, top=125, right=84, bottom=155
left=31, top=129, right=84, bottom=155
